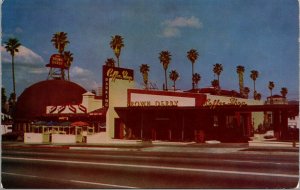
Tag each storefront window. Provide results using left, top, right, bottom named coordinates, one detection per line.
left=213, top=116, right=218, bottom=127
left=226, top=116, right=235, bottom=128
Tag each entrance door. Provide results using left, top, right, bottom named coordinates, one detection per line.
left=114, top=118, right=124, bottom=139
left=76, top=127, right=83, bottom=143
left=155, top=120, right=169, bottom=140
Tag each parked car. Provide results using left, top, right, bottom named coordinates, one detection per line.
left=263, top=130, right=274, bottom=139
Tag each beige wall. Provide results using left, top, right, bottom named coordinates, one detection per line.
left=106, top=78, right=135, bottom=138
left=82, top=92, right=102, bottom=112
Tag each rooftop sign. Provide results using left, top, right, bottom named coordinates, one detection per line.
left=46, top=54, right=67, bottom=69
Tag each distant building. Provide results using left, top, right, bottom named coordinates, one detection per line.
left=265, top=95, right=288, bottom=105
left=288, top=101, right=299, bottom=129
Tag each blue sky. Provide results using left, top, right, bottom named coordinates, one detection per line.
left=1, top=0, right=299, bottom=100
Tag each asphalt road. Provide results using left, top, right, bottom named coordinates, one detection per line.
left=1, top=146, right=299, bottom=188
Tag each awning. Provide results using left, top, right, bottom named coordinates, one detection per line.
left=89, top=108, right=107, bottom=116
left=71, top=121, right=89, bottom=127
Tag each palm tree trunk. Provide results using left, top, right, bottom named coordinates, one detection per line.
left=192, top=63, right=195, bottom=89
left=164, top=69, right=168, bottom=91
left=253, top=80, right=255, bottom=98
left=270, top=90, right=273, bottom=104
left=117, top=57, right=120, bottom=67
left=253, top=81, right=256, bottom=98
left=61, top=69, right=65, bottom=80
left=68, top=69, right=70, bottom=81
left=173, top=81, right=176, bottom=91
left=12, top=55, right=16, bottom=97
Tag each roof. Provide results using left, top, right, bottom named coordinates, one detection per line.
left=267, top=94, right=284, bottom=98
left=82, top=92, right=95, bottom=96
left=89, top=108, right=107, bottom=116
left=185, top=87, right=243, bottom=98
left=115, top=104, right=299, bottom=117
left=15, top=80, right=87, bottom=120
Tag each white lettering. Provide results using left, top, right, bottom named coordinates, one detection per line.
left=129, top=100, right=179, bottom=107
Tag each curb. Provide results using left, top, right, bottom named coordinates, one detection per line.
left=249, top=141, right=299, bottom=148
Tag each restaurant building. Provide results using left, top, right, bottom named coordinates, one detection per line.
left=103, top=66, right=298, bottom=142
left=14, top=64, right=298, bottom=143
left=14, top=79, right=106, bottom=143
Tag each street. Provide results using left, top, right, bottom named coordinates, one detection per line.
left=1, top=145, right=299, bottom=188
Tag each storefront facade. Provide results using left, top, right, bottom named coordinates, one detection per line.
left=114, top=89, right=264, bottom=142
left=104, top=67, right=298, bottom=142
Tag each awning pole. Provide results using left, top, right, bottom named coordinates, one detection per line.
left=182, top=114, right=185, bottom=141
left=141, top=112, right=143, bottom=140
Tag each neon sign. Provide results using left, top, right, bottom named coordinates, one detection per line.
left=102, top=66, right=134, bottom=108
left=203, top=98, right=247, bottom=109
left=46, top=54, right=67, bottom=69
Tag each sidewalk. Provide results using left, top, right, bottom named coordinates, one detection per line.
left=2, top=140, right=299, bottom=155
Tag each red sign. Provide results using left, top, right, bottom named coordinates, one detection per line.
left=46, top=54, right=67, bottom=69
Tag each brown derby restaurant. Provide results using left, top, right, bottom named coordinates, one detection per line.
left=103, top=66, right=298, bottom=142
left=14, top=64, right=298, bottom=143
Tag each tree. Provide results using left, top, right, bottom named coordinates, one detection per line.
left=192, top=73, right=201, bottom=89
left=211, top=79, right=219, bottom=90
left=2, top=88, right=8, bottom=113
left=110, top=35, right=124, bottom=67
left=139, top=64, right=150, bottom=89
left=250, top=70, right=259, bottom=99
left=236, top=65, right=245, bottom=96
left=8, top=92, right=16, bottom=116
left=51, top=32, right=70, bottom=80
left=51, top=32, right=69, bottom=54
left=63, top=51, right=73, bottom=81
left=255, top=93, right=262, bottom=100
left=187, top=49, right=199, bottom=89
left=105, top=58, right=116, bottom=67
left=159, top=51, right=172, bottom=91
left=169, top=70, right=179, bottom=91
left=280, top=87, right=288, bottom=98
left=243, top=87, right=250, bottom=99
left=213, top=63, right=223, bottom=87
left=5, top=38, right=21, bottom=99
left=268, top=81, right=275, bottom=104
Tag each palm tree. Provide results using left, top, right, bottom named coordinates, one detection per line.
left=139, top=64, right=150, bottom=89
left=236, top=65, right=245, bottom=96
left=8, top=92, right=16, bottom=115
left=51, top=32, right=69, bottom=80
left=211, top=79, right=219, bottom=91
left=169, top=70, right=179, bottom=91
left=255, top=93, right=262, bottom=100
left=268, top=81, right=275, bottom=104
left=280, top=87, right=288, bottom=98
left=105, top=58, right=116, bottom=67
left=159, top=51, right=172, bottom=91
left=250, top=70, right=259, bottom=99
left=192, top=73, right=201, bottom=89
left=63, top=51, right=73, bottom=81
left=2, top=87, right=7, bottom=113
left=213, top=63, right=223, bottom=87
left=243, top=87, right=250, bottom=99
left=5, top=38, right=21, bottom=101
left=110, top=35, right=124, bottom=67
left=51, top=32, right=69, bottom=54
left=187, top=49, right=199, bottom=89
